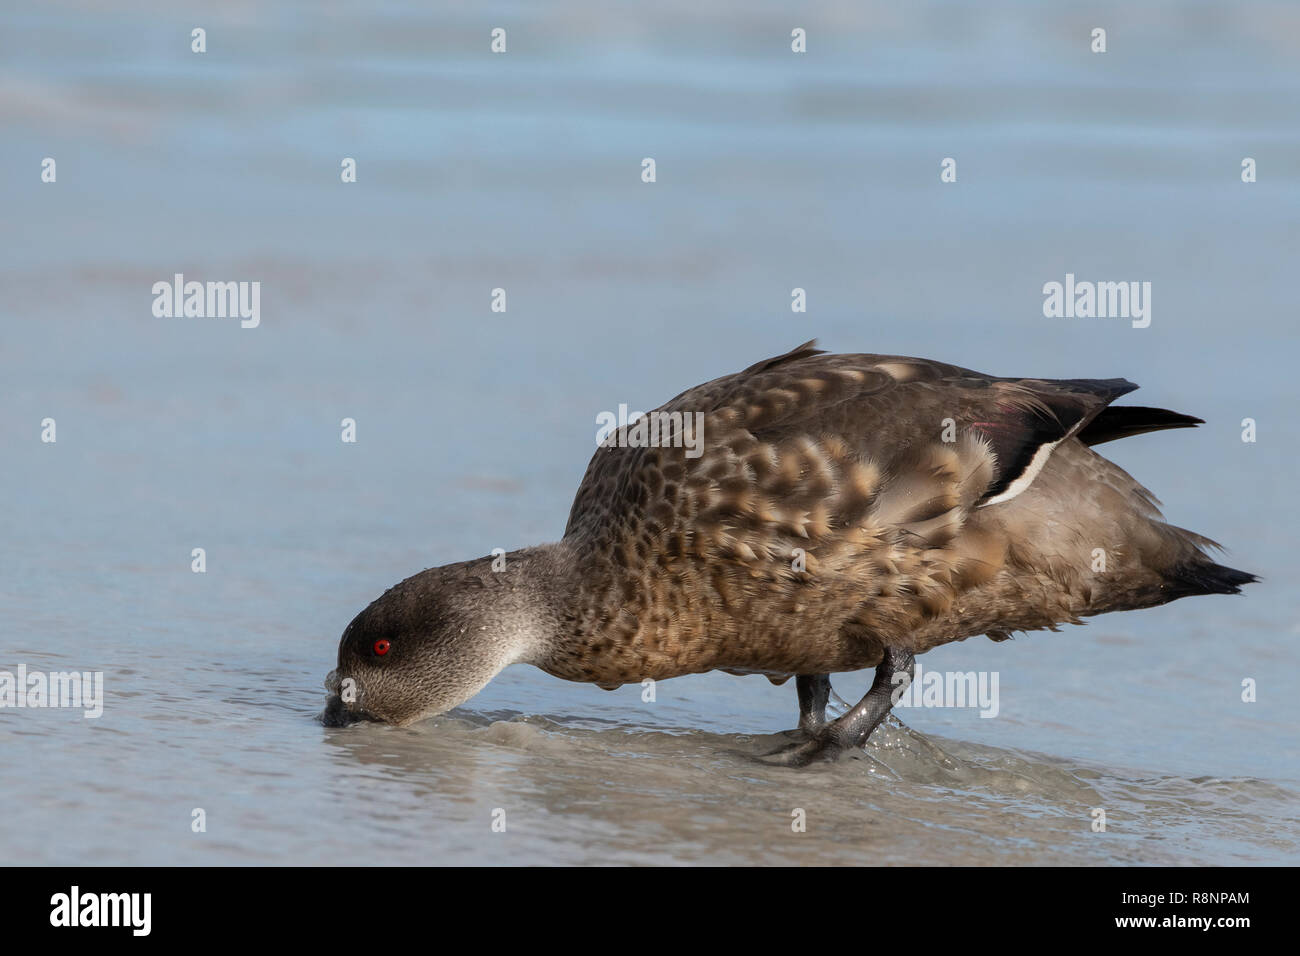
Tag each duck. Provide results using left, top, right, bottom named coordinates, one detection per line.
left=322, top=341, right=1255, bottom=766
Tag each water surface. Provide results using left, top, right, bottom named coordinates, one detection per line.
left=2, top=0, right=1297, bottom=865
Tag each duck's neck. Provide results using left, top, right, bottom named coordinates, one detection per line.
left=499, top=539, right=661, bottom=685
left=492, top=542, right=585, bottom=668
left=506, top=539, right=699, bottom=687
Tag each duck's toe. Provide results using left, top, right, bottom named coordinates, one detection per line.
left=753, top=730, right=853, bottom=768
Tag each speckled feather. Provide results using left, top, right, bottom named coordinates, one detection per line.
left=543, top=342, right=1231, bottom=687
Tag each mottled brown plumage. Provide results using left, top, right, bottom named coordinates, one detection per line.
left=542, top=342, right=1244, bottom=685
left=324, top=342, right=1254, bottom=750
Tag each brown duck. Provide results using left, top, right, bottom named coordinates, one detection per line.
left=323, top=342, right=1255, bottom=765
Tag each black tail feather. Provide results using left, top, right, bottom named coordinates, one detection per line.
left=1167, top=560, right=1258, bottom=598
left=1079, top=406, right=1204, bottom=446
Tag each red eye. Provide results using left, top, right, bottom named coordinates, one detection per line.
left=373, top=639, right=391, bottom=656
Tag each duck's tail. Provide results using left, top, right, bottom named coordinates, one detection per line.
left=1075, top=405, right=1259, bottom=602
left=1164, top=558, right=1259, bottom=598
left=1077, top=405, right=1204, bottom=446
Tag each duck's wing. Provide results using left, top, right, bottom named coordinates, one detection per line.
left=563, top=340, right=1140, bottom=548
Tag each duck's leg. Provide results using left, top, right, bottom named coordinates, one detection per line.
left=764, top=648, right=914, bottom=767
left=796, top=674, right=832, bottom=732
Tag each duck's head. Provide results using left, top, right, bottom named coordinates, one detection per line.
left=321, top=553, right=557, bottom=727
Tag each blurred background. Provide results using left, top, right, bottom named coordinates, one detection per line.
left=2, top=1, right=1297, bottom=864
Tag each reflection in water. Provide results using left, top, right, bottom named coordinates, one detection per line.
left=315, top=709, right=1298, bottom=866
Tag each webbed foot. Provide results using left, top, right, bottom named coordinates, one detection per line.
left=755, top=648, right=916, bottom=769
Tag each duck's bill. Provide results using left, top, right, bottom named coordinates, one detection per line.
left=321, top=668, right=366, bottom=726
left=320, top=691, right=380, bottom=727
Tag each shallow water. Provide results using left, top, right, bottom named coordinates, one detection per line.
left=2, top=1, right=1298, bottom=865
